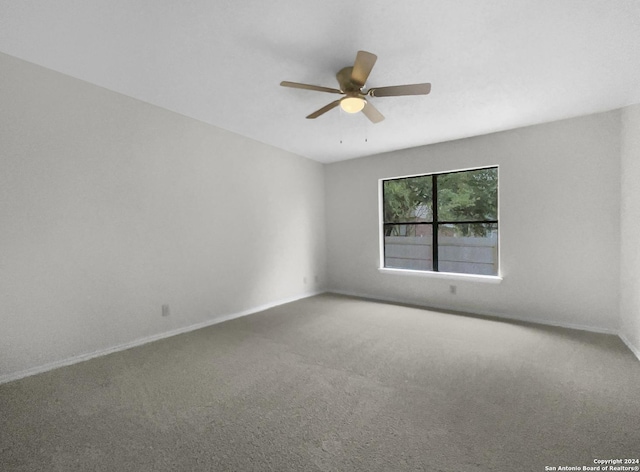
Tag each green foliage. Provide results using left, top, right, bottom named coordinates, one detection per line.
left=383, top=176, right=432, bottom=221
left=437, top=168, right=497, bottom=236
left=383, top=168, right=497, bottom=237
left=383, top=176, right=432, bottom=236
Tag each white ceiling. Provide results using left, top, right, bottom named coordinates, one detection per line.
left=1, top=0, right=639, bottom=163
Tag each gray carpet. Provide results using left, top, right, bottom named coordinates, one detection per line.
left=1, top=293, right=639, bottom=471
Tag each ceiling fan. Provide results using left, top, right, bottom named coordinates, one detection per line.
left=280, top=50, right=431, bottom=123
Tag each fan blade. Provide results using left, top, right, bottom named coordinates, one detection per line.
left=361, top=101, right=385, bottom=123
left=368, top=83, right=431, bottom=97
left=351, top=51, right=377, bottom=87
left=280, top=81, right=342, bottom=94
left=306, top=100, right=341, bottom=119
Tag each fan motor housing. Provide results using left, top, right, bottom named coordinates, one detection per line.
left=336, top=67, right=362, bottom=93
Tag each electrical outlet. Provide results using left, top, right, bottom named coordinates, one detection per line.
left=303, top=276, right=308, bottom=284
left=449, top=285, right=457, bottom=295
left=314, top=275, right=319, bottom=283
left=162, top=304, right=170, bottom=317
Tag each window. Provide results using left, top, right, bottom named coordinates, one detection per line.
left=382, top=167, right=498, bottom=276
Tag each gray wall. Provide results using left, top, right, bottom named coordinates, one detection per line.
left=620, top=104, right=640, bottom=357
left=325, top=111, right=621, bottom=333
left=0, top=53, right=326, bottom=380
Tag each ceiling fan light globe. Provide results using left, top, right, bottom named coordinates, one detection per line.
left=340, top=97, right=365, bottom=114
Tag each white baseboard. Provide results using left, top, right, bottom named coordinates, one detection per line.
left=335, top=286, right=636, bottom=361
left=4, top=289, right=634, bottom=385
left=0, top=290, right=324, bottom=385
left=328, top=289, right=619, bottom=336
left=619, top=333, right=640, bottom=362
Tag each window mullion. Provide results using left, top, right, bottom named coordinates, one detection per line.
left=432, top=174, right=438, bottom=271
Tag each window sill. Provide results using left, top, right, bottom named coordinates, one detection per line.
left=378, top=267, right=503, bottom=284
